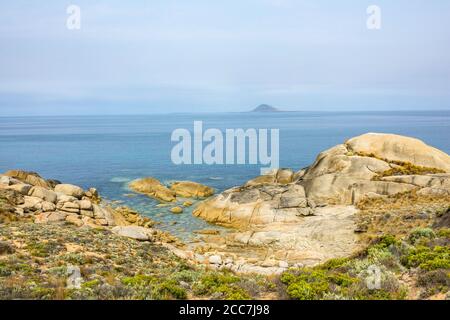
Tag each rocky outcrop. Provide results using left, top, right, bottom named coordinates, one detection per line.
left=301, top=133, right=450, bottom=204
left=4, top=170, right=54, bottom=189
left=192, top=133, right=450, bottom=269
left=0, top=171, right=153, bottom=230
left=193, top=178, right=313, bottom=229
left=129, top=177, right=176, bottom=202
left=345, top=133, right=450, bottom=172
left=54, top=184, right=85, bottom=199
left=129, top=177, right=214, bottom=202
left=170, top=181, right=214, bottom=198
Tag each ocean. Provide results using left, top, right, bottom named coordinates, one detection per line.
left=1, top=111, right=449, bottom=240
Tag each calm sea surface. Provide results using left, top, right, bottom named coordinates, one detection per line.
left=1, top=111, right=449, bottom=239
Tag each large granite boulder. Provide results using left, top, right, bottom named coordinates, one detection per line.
left=193, top=182, right=312, bottom=229
left=301, top=133, right=450, bottom=204
left=4, top=170, right=53, bottom=189
left=345, top=133, right=450, bottom=172
left=194, top=133, right=450, bottom=227
left=170, top=181, right=214, bottom=198
left=54, top=184, right=84, bottom=199
left=129, top=177, right=176, bottom=202
left=28, top=186, right=57, bottom=203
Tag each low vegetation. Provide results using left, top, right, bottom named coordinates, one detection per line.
left=282, top=229, right=450, bottom=300
left=1, top=192, right=448, bottom=300
left=0, top=222, right=278, bottom=300
left=346, top=150, right=446, bottom=179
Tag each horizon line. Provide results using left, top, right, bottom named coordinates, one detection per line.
left=1, top=109, right=450, bottom=118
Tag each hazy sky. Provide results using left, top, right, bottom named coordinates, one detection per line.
left=1, top=0, right=450, bottom=115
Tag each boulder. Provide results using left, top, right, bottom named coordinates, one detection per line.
left=300, top=134, right=450, bottom=204
left=0, top=175, right=13, bottom=186
left=78, top=200, right=93, bottom=211
left=65, top=215, right=84, bottom=227
left=4, top=170, right=52, bottom=189
left=35, top=211, right=67, bottom=223
left=56, top=194, right=78, bottom=203
left=170, top=206, right=183, bottom=214
left=57, top=201, right=80, bottom=214
left=35, top=201, right=56, bottom=212
left=80, top=210, right=94, bottom=218
left=129, top=178, right=176, bottom=202
left=193, top=183, right=309, bottom=228
left=54, top=184, right=84, bottom=199
left=111, top=226, right=155, bottom=241
left=170, top=181, right=214, bottom=198
left=183, top=201, right=193, bottom=207
left=0, top=188, right=25, bottom=205
left=19, top=196, right=42, bottom=211
left=245, top=169, right=295, bottom=187
left=208, top=255, right=222, bottom=265
left=6, top=183, right=32, bottom=195
left=28, top=186, right=57, bottom=203
left=345, top=133, right=450, bottom=172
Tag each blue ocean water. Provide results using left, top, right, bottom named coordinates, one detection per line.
left=1, top=111, right=449, bottom=240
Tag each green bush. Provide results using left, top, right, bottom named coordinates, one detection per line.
left=408, top=228, right=436, bottom=244
left=281, top=269, right=357, bottom=300
left=319, top=258, right=350, bottom=270
left=402, top=245, right=450, bottom=270
left=155, top=280, right=187, bottom=300
left=193, top=272, right=250, bottom=300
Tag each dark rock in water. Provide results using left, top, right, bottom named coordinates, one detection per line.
left=251, top=104, right=280, bottom=112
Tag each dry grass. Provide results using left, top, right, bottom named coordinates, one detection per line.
left=349, top=151, right=446, bottom=179
left=356, top=190, right=450, bottom=242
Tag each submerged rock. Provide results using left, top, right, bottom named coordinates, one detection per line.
left=170, top=206, right=183, bottom=214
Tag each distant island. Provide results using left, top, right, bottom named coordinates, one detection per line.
left=251, top=104, right=281, bottom=112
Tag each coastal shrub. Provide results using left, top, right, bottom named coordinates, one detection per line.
left=61, top=253, right=88, bottom=265
left=408, top=228, right=436, bottom=244
left=436, top=228, right=450, bottom=238
left=170, top=269, right=200, bottom=283
left=281, top=268, right=358, bottom=300
left=27, top=241, right=63, bottom=258
left=0, top=241, right=15, bottom=255
left=402, top=245, right=450, bottom=270
left=154, top=279, right=187, bottom=300
left=0, top=262, right=12, bottom=277
left=81, top=279, right=101, bottom=289
left=345, top=268, right=406, bottom=300
left=319, top=257, right=351, bottom=271
left=193, top=271, right=250, bottom=300
left=121, top=274, right=155, bottom=287
left=372, top=234, right=398, bottom=249
left=281, top=269, right=329, bottom=300
left=417, top=269, right=450, bottom=297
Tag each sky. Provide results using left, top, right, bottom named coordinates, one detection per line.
left=0, top=0, right=449, bottom=115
